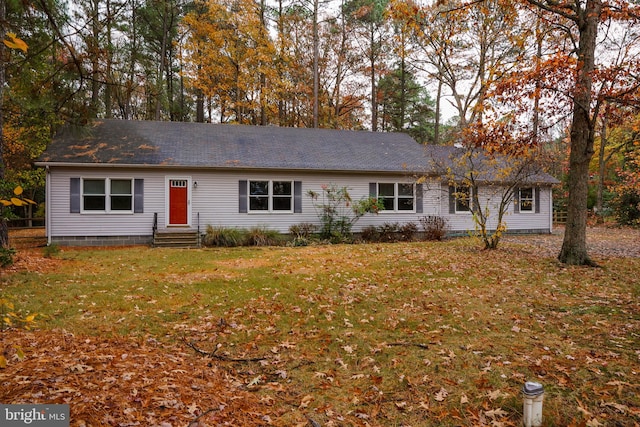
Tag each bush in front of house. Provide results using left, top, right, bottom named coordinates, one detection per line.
left=308, top=184, right=383, bottom=243
left=399, top=222, right=418, bottom=241
left=419, top=216, right=449, bottom=241
left=203, top=225, right=245, bottom=247
left=244, top=226, right=282, bottom=246
left=360, top=222, right=418, bottom=243
left=288, top=223, right=318, bottom=246
left=360, top=225, right=381, bottom=242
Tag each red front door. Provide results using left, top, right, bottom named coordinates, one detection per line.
left=169, top=179, right=188, bottom=225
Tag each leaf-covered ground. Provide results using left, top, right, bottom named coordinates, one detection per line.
left=1, top=228, right=639, bottom=426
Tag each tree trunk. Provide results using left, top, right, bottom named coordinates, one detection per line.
left=558, top=0, right=601, bottom=266
left=0, top=0, right=9, bottom=248
left=312, top=0, right=319, bottom=128
left=596, top=113, right=606, bottom=221
left=434, top=77, right=441, bottom=144
left=369, top=23, right=377, bottom=131
left=104, top=0, right=113, bottom=118
left=90, top=0, right=101, bottom=117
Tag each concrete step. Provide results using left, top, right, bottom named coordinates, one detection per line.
left=153, top=231, right=200, bottom=248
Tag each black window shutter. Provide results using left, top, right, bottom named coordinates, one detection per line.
left=416, top=183, right=423, bottom=213
left=369, top=183, right=377, bottom=198
left=294, top=181, right=302, bottom=213
left=134, top=179, right=144, bottom=213
left=514, top=188, right=520, bottom=213
left=239, top=180, right=248, bottom=213
left=535, top=187, right=541, bottom=213
left=70, top=177, right=81, bottom=213
left=448, top=186, right=456, bottom=214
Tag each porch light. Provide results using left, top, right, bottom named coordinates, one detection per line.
left=193, top=181, right=198, bottom=188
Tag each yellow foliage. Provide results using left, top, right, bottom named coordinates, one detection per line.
left=3, top=32, right=28, bottom=53
left=0, top=186, right=36, bottom=207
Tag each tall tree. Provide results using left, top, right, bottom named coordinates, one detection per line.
left=343, top=0, right=390, bottom=131
left=378, top=66, right=435, bottom=142
left=182, top=0, right=279, bottom=124
left=468, top=0, right=639, bottom=265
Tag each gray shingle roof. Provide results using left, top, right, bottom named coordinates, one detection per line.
left=37, top=119, right=558, bottom=184
left=38, top=119, right=432, bottom=173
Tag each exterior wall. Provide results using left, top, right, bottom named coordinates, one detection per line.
left=45, top=167, right=553, bottom=245
left=424, top=181, right=554, bottom=235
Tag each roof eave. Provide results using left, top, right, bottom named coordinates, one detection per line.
left=34, top=161, right=426, bottom=176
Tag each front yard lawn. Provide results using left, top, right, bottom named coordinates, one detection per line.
left=1, top=238, right=639, bottom=426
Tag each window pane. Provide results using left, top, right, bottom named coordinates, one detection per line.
left=84, top=196, right=105, bottom=211
left=382, top=198, right=394, bottom=210
left=111, top=196, right=132, bottom=211
left=111, top=179, right=132, bottom=195
left=84, top=179, right=105, bottom=195
left=250, top=181, right=269, bottom=196
left=455, top=186, right=470, bottom=212
left=250, top=196, right=269, bottom=211
left=520, top=187, right=534, bottom=211
left=398, top=198, right=414, bottom=210
left=378, top=183, right=395, bottom=197
left=273, top=181, right=292, bottom=196
left=273, top=196, right=292, bottom=211
left=398, top=184, right=414, bottom=197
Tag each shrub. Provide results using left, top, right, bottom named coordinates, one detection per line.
left=378, top=222, right=400, bottom=242
left=360, top=225, right=381, bottom=242
left=289, top=223, right=318, bottom=246
left=244, top=226, right=282, bottom=246
left=289, top=223, right=317, bottom=239
left=203, top=226, right=245, bottom=247
left=612, top=188, right=640, bottom=227
left=43, top=244, right=60, bottom=258
left=419, top=216, right=449, bottom=241
left=308, top=184, right=383, bottom=242
left=399, top=222, right=418, bottom=241
left=0, top=247, right=15, bottom=268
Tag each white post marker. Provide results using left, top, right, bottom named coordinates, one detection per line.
left=522, top=381, right=544, bottom=427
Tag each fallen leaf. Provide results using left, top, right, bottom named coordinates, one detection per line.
left=299, top=394, right=314, bottom=409
left=485, top=408, right=508, bottom=418
left=434, top=388, right=448, bottom=401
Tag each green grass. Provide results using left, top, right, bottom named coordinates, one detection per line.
left=2, top=240, right=639, bottom=426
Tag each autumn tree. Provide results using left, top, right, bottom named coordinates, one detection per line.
left=182, top=0, right=279, bottom=124
left=609, top=113, right=640, bottom=225
left=485, top=0, right=640, bottom=265
left=343, top=0, right=390, bottom=131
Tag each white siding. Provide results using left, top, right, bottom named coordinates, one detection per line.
left=46, top=167, right=553, bottom=239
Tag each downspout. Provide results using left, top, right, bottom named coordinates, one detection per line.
left=45, top=166, right=52, bottom=246
left=549, top=186, right=553, bottom=234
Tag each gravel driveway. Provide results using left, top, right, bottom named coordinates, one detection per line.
left=503, top=225, right=640, bottom=258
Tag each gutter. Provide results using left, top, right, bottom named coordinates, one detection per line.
left=33, top=161, right=430, bottom=176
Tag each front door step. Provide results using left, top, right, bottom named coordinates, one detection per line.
left=153, top=230, right=200, bottom=248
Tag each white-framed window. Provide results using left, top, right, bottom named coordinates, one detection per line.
left=519, top=187, right=534, bottom=212
left=454, top=185, right=472, bottom=213
left=82, top=178, right=133, bottom=213
left=377, top=183, right=415, bottom=212
left=248, top=180, right=293, bottom=212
